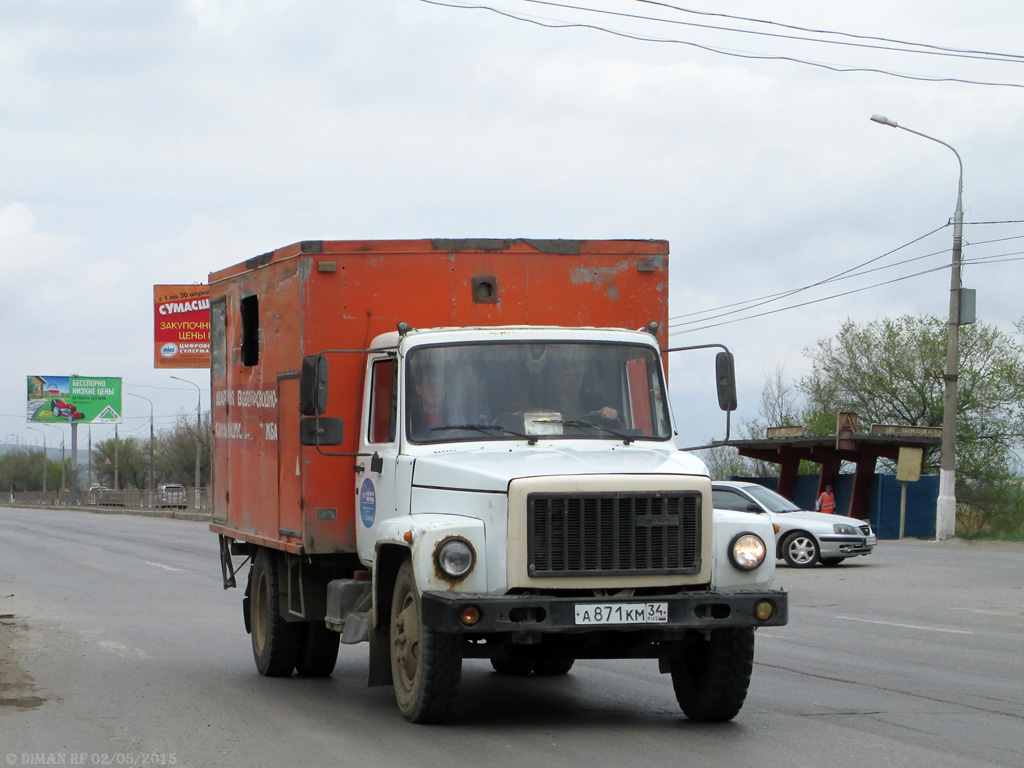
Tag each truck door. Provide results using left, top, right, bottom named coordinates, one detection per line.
left=355, top=354, right=400, bottom=565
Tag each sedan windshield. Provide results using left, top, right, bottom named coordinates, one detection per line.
left=407, top=341, right=672, bottom=444
left=744, top=485, right=803, bottom=513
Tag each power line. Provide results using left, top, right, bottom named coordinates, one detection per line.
left=513, top=0, right=1024, bottom=64
left=670, top=251, right=1024, bottom=335
left=630, top=1, right=1024, bottom=61
left=668, top=224, right=949, bottom=326
left=422, top=0, right=1024, bottom=88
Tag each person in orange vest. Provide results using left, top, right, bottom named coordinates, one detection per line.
left=816, top=484, right=836, bottom=514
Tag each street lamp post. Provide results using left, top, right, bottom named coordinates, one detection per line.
left=171, top=376, right=202, bottom=509
left=126, top=393, right=156, bottom=494
left=871, top=114, right=963, bottom=540
left=27, top=426, right=47, bottom=495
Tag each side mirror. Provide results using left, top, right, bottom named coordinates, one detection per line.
left=715, top=351, right=738, bottom=412
left=300, top=416, right=344, bottom=446
left=300, top=354, right=329, bottom=416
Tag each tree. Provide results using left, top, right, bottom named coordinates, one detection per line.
left=92, top=437, right=149, bottom=489
left=700, top=365, right=804, bottom=480
left=799, top=314, right=1024, bottom=534
left=799, top=315, right=1024, bottom=474
left=156, top=412, right=211, bottom=487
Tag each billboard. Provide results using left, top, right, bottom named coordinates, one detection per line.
left=27, top=376, right=123, bottom=424
left=155, top=284, right=211, bottom=368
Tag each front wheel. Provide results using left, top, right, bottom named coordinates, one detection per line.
left=781, top=532, right=820, bottom=568
left=670, top=627, right=755, bottom=722
left=390, top=560, right=462, bottom=723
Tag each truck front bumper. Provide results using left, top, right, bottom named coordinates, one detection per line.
left=420, top=589, right=787, bottom=634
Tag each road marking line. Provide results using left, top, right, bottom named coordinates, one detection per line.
left=835, top=615, right=973, bottom=635
left=144, top=561, right=182, bottom=572
left=79, top=561, right=117, bottom=573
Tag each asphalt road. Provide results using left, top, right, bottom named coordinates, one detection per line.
left=1, top=505, right=1022, bottom=768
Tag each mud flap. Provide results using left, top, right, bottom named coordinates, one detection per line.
left=367, top=621, right=393, bottom=687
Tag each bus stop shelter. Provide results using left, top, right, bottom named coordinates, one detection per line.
left=724, top=424, right=941, bottom=521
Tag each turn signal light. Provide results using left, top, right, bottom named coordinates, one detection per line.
left=755, top=600, right=775, bottom=622
left=460, top=606, right=481, bottom=626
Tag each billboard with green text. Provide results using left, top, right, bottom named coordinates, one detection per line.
left=27, top=376, right=123, bottom=424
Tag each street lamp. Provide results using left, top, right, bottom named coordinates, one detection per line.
left=126, top=392, right=156, bottom=493
left=171, top=376, right=202, bottom=508
left=27, top=426, right=47, bottom=494
left=870, top=113, right=963, bottom=540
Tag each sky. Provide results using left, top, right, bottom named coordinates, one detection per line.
left=2, top=0, right=1023, bottom=456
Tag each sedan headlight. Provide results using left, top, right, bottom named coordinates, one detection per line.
left=729, top=533, right=767, bottom=571
left=435, top=537, right=476, bottom=581
left=833, top=524, right=857, bottom=535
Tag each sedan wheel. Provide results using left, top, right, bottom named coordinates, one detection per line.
left=782, top=532, right=820, bottom=567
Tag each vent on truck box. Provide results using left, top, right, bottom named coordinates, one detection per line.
left=527, top=492, right=701, bottom=577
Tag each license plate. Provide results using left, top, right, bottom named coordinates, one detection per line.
left=574, top=602, right=669, bottom=626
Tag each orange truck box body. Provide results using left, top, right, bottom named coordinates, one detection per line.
left=208, top=238, right=669, bottom=557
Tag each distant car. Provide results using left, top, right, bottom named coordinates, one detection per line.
left=157, top=483, right=187, bottom=509
left=87, top=486, right=110, bottom=506
left=88, top=486, right=125, bottom=507
left=711, top=481, right=877, bottom=568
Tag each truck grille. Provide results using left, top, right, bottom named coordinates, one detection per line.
left=527, top=492, right=701, bottom=577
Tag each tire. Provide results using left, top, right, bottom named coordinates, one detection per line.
left=670, top=627, right=755, bottom=722
left=820, top=557, right=846, bottom=567
left=390, top=559, right=462, bottom=723
left=295, top=622, right=341, bottom=677
left=781, top=532, right=820, bottom=568
left=249, top=548, right=300, bottom=677
left=490, top=657, right=536, bottom=675
left=533, top=656, right=575, bottom=676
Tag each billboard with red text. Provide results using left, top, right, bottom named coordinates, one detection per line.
left=154, top=284, right=210, bottom=368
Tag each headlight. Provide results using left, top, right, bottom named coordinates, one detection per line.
left=435, top=537, right=476, bottom=581
left=729, top=533, right=767, bottom=571
left=833, top=524, right=857, bottom=535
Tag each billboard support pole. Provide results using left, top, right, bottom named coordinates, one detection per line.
left=70, top=420, right=79, bottom=506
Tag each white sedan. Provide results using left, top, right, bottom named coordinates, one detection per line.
left=712, top=481, right=877, bottom=568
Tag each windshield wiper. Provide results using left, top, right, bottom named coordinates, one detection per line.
left=431, top=423, right=532, bottom=439
left=530, top=418, right=636, bottom=444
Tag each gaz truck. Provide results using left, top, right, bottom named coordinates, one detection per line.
left=209, top=238, right=787, bottom=723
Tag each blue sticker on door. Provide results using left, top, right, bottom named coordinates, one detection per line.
left=359, top=478, right=376, bottom=528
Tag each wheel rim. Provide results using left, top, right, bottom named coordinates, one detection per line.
left=787, top=536, right=817, bottom=565
left=392, top=587, right=421, bottom=693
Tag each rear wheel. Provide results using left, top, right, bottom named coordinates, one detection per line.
left=534, top=656, right=575, bottom=676
left=781, top=532, right=820, bottom=568
left=670, top=627, right=755, bottom=722
left=490, top=657, right=536, bottom=675
left=390, top=560, right=462, bottom=723
left=250, top=548, right=300, bottom=677
left=295, top=622, right=341, bottom=677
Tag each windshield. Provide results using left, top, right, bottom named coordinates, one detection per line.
left=406, top=341, right=672, bottom=444
left=744, top=485, right=803, bottom=513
